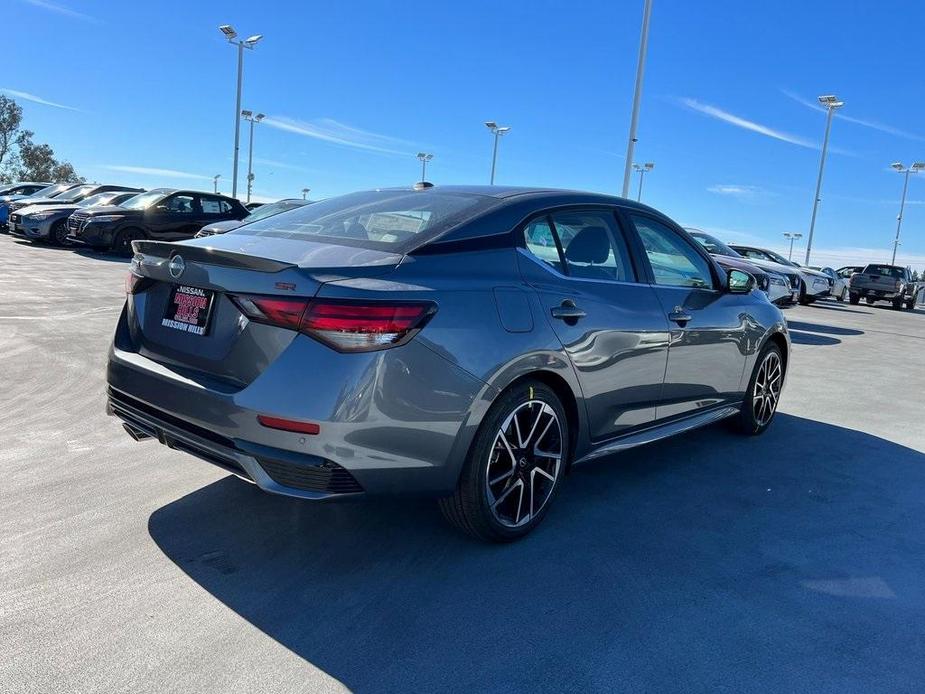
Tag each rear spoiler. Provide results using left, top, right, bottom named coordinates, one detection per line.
left=132, top=240, right=296, bottom=273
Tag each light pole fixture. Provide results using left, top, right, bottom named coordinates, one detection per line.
left=241, top=110, right=265, bottom=204
left=783, top=232, right=803, bottom=261
left=804, top=94, right=844, bottom=265
left=416, top=152, right=434, bottom=183
left=622, top=0, right=654, bottom=198
left=632, top=162, right=654, bottom=201
left=219, top=24, right=263, bottom=199
left=890, top=161, right=925, bottom=265
left=301, top=187, right=310, bottom=200
left=485, top=121, right=511, bottom=185
left=213, top=174, right=221, bottom=194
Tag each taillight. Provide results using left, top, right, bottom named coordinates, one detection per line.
left=124, top=271, right=152, bottom=294
left=229, top=295, right=436, bottom=352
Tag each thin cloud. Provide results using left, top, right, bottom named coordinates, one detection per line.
left=263, top=116, right=411, bottom=155
left=101, top=165, right=211, bottom=180
left=781, top=89, right=925, bottom=142
left=706, top=184, right=773, bottom=199
left=1, top=88, right=80, bottom=112
left=678, top=97, right=817, bottom=149
left=21, top=0, right=99, bottom=23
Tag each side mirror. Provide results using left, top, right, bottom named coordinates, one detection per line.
left=727, top=268, right=755, bottom=294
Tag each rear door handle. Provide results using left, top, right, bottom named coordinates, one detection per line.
left=551, top=302, right=586, bottom=322
left=668, top=306, right=692, bottom=325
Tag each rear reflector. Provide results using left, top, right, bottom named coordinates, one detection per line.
left=229, top=294, right=436, bottom=352
left=257, top=415, right=320, bottom=435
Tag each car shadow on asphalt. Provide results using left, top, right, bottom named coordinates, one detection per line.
left=787, top=331, right=841, bottom=345
left=786, top=321, right=864, bottom=336
left=807, top=303, right=872, bottom=315
left=148, top=414, right=925, bottom=692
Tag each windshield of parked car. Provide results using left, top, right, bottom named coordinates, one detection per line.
left=243, top=199, right=306, bottom=223
left=688, top=230, right=742, bottom=257
left=54, top=184, right=97, bottom=202
left=77, top=192, right=122, bottom=207
left=863, top=265, right=905, bottom=278
left=33, top=184, right=72, bottom=198
left=119, top=190, right=171, bottom=210
left=231, top=189, right=496, bottom=251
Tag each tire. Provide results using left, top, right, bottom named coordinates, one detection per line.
left=112, top=227, right=144, bottom=256
left=865, top=297, right=875, bottom=305
left=48, top=219, right=70, bottom=247
left=836, top=287, right=846, bottom=302
left=905, top=299, right=916, bottom=310
left=849, top=292, right=860, bottom=305
left=892, top=297, right=903, bottom=310
left=439, top=380, right=569, bottom=542
left=734, top=343, right=784, bottom=436
left=798, top=281, right=811, bottom=305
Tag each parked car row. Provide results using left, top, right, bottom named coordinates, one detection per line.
left=0, top=181, right=317, bottom=253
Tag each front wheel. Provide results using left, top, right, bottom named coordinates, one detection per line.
left=892, top=297, right=903, bottom=310
left=849, top=292, right=860, bottom=305
left=439, top=380, right=569, bottom=542
left=836, top=287, right=846, bottom=302
left=112, top=228, right=144, bottom=256
left=734, top=343, right=784, bottom=436
left=905, top=299, right=916, bottom=310
left=49, top=219, right=70, bottom=247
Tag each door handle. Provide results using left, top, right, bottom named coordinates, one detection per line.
left=551, top=301, right=586, bottom=323
left=668, top=306, right=692, bottom=325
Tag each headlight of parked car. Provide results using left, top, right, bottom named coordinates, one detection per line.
left=768, top=275, right=787, bottom=286
left=88, top=215, right=125, bottom=223
left=24, top=211, right=56, bottom=221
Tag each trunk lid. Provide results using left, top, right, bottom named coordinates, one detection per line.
left=127, top=238, right=404, bottom=387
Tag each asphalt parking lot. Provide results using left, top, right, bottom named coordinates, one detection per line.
left=2, top=234, right=925, bottom=694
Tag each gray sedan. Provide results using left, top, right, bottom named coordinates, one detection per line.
left=8, top=191, right=140, bottom=245
left=107, top=186, right=789, bottom=541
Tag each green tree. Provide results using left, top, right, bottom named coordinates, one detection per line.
left=0, top=95, right=81, bottom=183
left=7, top=130, right=82, bottom=183
left=0, top=95, right=23, bottom=177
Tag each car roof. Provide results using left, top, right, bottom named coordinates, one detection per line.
left=376, top=184, right=657, bottom=210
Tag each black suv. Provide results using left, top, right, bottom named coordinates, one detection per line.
left=68, top=188, right=248, bottom=254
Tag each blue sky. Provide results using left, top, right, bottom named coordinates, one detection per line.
left=7, top=0, right=925, bottom=267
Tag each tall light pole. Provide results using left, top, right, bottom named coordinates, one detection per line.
left=484, top=121, right=511, bottom=185
left=301, top=188, right=310, bottom=200
left=241, top=110, right=265, bottom=204
left=632, top=162, right=654, bottom=201
left=890, top=161, right=924, bottom=265
left=622, top=0, right=654, bottom=198
left=804, top=94, right=844, bottom=265
left=783, top=232, right=803, bottom=261
left=219, top=24, right=263, bottom=200
left=416, top=152, right=434, bottom=182
left=213, top=174, right=221, bottom=194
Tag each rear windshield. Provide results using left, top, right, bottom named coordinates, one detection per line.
left=230, top=189, right=496, bottom=252
left=863, top=265, right=904, bottom=278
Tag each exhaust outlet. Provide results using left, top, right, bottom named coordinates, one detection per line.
left=122, top=422, right=153, bottom=441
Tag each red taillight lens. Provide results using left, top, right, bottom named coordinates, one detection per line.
left=229, top=295, right=311, bottom=331
left=300, top=300, right=435, bottom=352
left=229, top=294, right=435, bottom=352
left=125, top=271, right=151, bottom=295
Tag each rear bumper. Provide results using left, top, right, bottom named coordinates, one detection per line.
left=851, top=287, right=907, bottom=300
left=106, top=305, right=490, bottom=499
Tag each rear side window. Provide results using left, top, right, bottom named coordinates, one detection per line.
left=200, top=196, right=230, bottom=215
left=630, top=215, right=715, bottom=289
left=523, top=210, right=636, bottom=282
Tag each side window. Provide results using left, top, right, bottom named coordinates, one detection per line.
left=524, top=217, right=564, bottom=273
left=200, top=196, right=224, bottom=215
left=630, top=215, right=715, bottom=289
left=551, top=211, right=635, bottom=282
left=163, top=194, right=196, bottom=214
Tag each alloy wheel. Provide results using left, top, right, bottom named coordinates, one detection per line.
left=752, top=351, right=783, bottom=426
left=485, top=400, right=563, bottom=528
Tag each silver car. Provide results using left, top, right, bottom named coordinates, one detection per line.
left=8, top=190, right=140, bottom=245
left=107, top=186, right=789, bottom=541
left=729, top=245, right=831, bottom=303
